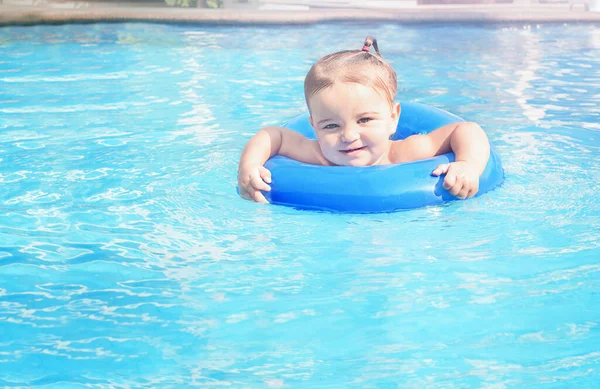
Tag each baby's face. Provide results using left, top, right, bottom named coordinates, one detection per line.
left=308, top=82, right=399, bottom=166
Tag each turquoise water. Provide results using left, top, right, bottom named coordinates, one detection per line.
left=0, top=22, right=599, bottom=388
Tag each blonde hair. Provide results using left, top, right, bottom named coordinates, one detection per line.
left=304, top=36, right=397, bottom=110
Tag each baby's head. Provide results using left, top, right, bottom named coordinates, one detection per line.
left=304, top=36, right=397, bottom=111
left=303, top=37, right=400, bottom=166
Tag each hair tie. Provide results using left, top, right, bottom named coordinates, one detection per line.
left=361, top=45, right=370, bottom=52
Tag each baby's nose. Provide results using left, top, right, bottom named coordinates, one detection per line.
left=341, top=127, right=360, bottom=142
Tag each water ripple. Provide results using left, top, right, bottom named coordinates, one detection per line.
left=0, top=22, right=599, bottom=388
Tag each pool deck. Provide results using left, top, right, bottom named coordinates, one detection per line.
left=1, top=0, right=599, bottom=25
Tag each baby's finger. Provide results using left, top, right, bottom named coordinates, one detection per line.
left=239, top=188, right=251, bottom=200
left=252, top=190, right=269, bottom=204
left=448, top=179, right=465, bottom=196
left=443, top=172, right=457, bottom=190
left=259, top=166, right=272, bottom=184
left=457, top=185, right=470, bottom=199
left=250, top=175, right=271, bottom=192
left=432, top=164, right=449, bottom=177
left=467, top=181, right=480, bottom=198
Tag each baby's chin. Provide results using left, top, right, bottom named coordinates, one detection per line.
left=344, top=159, right=372, bottom=167
left=326, top=157, right=377, bottom=167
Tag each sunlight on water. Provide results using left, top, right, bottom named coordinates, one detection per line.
left=0, top=22, right=599, bottom=388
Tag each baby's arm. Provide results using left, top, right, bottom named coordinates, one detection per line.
left=238, top=126, right=324, bottom=203
left=401, top=122, right=490, bottom=198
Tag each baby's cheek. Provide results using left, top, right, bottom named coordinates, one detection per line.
left=319, top=135, right=337, bottom=149
left=317, top=140, right=336, bottom=159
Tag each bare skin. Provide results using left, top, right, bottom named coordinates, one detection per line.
left=238, top=82, right=490, bottom=204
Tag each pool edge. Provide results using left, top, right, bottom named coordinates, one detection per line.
left=2, top=6, right=600, bottom=27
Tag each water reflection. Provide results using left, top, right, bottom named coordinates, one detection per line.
left=0, top=22, right=599, bottom=388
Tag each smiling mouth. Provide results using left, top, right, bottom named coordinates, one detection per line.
left=340, top=146, right=367, bottom=154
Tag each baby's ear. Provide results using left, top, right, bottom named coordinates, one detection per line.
left=389, top=103, right=400, bottom=137
left=392, top=102, right=401, bottom=119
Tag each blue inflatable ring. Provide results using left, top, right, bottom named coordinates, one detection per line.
left=262, top=102, right=504, bottom=213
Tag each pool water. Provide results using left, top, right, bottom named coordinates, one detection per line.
left=0, top=22, right=599, bottom=388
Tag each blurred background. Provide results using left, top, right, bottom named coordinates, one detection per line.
left=0, top=0, right=596, bottom=11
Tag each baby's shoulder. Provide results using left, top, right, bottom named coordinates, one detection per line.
left=390, top=134, right=431, bottom=163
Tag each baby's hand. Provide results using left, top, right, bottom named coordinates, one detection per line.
left=432, top=161, right=480, bottom=199
left=237, top=164, right=272, bottom=204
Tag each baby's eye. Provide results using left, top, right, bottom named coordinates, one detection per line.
left=358, top=117, right=373, bottom=124
left=323, top=123, right=339, bottom=130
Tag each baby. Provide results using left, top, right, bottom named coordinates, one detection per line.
left=238, top=36, right=490, bottom=204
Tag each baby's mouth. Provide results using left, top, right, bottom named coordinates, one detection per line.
left=339, top=146, right=367, bottom=154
